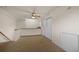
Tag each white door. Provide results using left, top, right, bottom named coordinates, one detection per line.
left=42, top=17, right=53, bottom=40
left=45, top=17, right=52, bottom=40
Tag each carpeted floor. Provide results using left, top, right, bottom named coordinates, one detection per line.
left=0, top=35, right=65, bottom=52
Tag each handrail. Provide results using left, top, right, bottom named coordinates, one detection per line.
left=0, top=31, right=10, bottom=41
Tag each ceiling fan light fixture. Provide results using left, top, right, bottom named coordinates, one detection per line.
left=32, top=13, right=36, bottom=16
left=31, top=8, right=40, bottom=19
left=32, top=16, right=36, bottom=19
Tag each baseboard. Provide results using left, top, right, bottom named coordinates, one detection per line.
left=51, top=40, right=66, bottom=51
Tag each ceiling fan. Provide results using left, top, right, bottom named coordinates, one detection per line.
left=0, top=6, right=41, bottom=19
left=31, top=8, right=40, bottom=19
left=14, top=7, right=41, bottom=19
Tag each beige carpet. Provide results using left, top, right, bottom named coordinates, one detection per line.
left=0, top=35, right=65, bottom=52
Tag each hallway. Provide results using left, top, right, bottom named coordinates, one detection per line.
left=0, top=35, right=64, bottom=52
left=1, top=6, right=78, bottom=52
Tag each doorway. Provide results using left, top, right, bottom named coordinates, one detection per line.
left=42, top=16, right=53, bottom=40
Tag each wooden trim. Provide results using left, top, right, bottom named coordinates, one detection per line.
left=0, top=31, right=10, bottom=41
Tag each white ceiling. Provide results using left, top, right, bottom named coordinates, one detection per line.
left=0, top=6, right=78, bottom=20
left=1, top=6, right=56, bottom=19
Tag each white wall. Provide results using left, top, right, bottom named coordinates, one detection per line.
left=41, top=17, right=47, bottom=36
left=16, top=18, right=41, bottom=28
left=25, top=19, right=41, bottom=28
left=0, top=8, right=16, bottom=41
left=52, top=7, right=79, bottom=51
left=16, top=18, right=41, bottom=36
left=20, top=29, right=41, bottom=36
